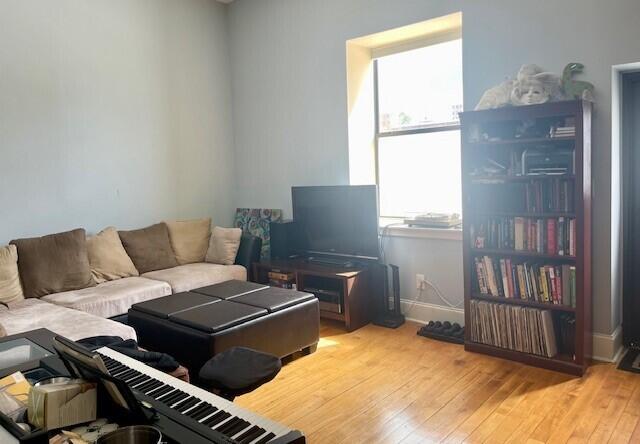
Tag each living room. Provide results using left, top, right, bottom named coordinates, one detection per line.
left=1, top=1, right=640, bottom=443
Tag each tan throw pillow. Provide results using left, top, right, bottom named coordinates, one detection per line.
left=0, top=323, right=6, bottom=338
left=87, top=227, right=139, bottom=284
left=205, top=226, right=242, bottom=265
left=165, top=218, right=212, bottom=265
left=118, top=223, right=178, bottom=274
left=0, top=245, right=25, bottom=304
left=11, top=229, right=96, bottom=298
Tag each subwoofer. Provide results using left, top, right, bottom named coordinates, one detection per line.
left=270, top=220, right=298, bottom=259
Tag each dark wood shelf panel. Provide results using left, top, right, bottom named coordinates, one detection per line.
left=319, top=310, right=345, bottom=321
left=471, top=293, right=575, bottom=312
left=252, top=258, right=370, bottom=332
left=471, top=211, right=576, bottom=218
left=467, top=136, right=575, bottom=147
left=471, top=248, right=576, bottom=261
left=470, top=174, right=575, bottom=183
left=464, top=341, right=583, bottom=376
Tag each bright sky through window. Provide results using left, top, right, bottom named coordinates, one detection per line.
left=376, top=39, right=463, bottom=217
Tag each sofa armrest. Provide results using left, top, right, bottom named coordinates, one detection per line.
left=234, top=234, right=262, bottom=279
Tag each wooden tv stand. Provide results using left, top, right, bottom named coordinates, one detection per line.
left=252, top=258, right=370, bottom=331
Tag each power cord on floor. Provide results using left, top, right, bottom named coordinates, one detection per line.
left=403, top=278, right=463, bottom=319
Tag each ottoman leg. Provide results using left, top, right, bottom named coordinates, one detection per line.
left=304, top=343, right=318, bottom=355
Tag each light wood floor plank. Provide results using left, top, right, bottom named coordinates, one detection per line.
left=236, top=321, right=640, bottom=444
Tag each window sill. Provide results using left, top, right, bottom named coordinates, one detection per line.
left=379, top=218, right=463, bottom=241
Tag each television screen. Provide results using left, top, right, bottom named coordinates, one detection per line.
left=291, top=185, right=380, bottom=260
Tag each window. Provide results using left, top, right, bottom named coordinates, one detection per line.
left=375, top=39, right=463, bottom=218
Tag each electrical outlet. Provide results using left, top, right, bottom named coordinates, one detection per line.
left=416, top=274, right=425, bottom=290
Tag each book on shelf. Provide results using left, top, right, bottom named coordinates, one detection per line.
left=267, top=271, right=296, bottom=289
left=473, top=255, right=576, bottom=307
left=471, top=216, right=576, bottom=256
left=269, top=279, right=295, bottom=289
left=524, top=179, right=574, bottom=212
left=469, top=299, right=558, bottom=358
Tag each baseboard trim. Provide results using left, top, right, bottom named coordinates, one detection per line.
left=592, top=325, right=623, bottom=363
left=400, top=299, right=464, bottom=326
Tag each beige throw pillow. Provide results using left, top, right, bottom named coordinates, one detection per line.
left=205, top=227, right=242, bottom=265
left=165, top=218, right=212, bottom=265
left=87, top=227, right=139, bottom=284
left=0, top=245, right=25, bottom=304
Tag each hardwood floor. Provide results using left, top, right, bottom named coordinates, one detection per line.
left=237, top=320, right=640, bottom=443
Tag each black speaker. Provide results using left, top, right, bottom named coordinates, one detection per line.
left=270, top=220, right=298, bottom=259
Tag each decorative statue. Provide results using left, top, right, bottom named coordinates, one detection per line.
left=475, top=63, right=593, bottom=110
left=562, top=62, right=595, bottom=100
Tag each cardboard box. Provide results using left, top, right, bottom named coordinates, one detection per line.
left=28, top=381, right=96, bottom=430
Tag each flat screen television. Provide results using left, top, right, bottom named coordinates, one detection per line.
left=291, top=185, right=380, bottom=260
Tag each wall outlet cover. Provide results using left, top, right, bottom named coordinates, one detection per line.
left=416, top=274, right=425, bottom=290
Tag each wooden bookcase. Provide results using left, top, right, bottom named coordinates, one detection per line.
left=460, top=100, right=592, bottom=376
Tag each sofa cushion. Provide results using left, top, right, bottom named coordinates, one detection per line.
left=87, top=227, right=139, bottom=284
left=41, top=277, right=172, bottom=319
left=142, top=263, right=246, bottom=294
left=205, top=227, right=242, bottom=265
left=0, top=299, right=136, bottom=341
left=166, top=218, right=211, bottom=265
left=0, top=245, right=24, bottom=305
left=11, top=229, right=96, bottom=298
left=118, top=223, right=178, bottom=273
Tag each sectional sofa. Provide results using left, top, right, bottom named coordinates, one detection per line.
left=0, top=220, right=261, bottom=343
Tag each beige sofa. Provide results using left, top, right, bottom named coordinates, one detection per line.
left=0, top=220, right=259, bottom=342
left=0, top=264, right=247, bottom=341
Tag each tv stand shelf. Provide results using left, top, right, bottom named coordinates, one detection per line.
left=252, top=258, right=370, bottom=331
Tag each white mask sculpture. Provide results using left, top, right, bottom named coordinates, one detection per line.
left=475, top=64, right=563, bottom=110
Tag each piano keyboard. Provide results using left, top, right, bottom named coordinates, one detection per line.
left=97, top=347, right=303, bottom=444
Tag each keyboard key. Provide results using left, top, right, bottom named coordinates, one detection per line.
left=255, top=432, right=276, bottom=444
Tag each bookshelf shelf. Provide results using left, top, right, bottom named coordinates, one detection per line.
left=467, top=136, right=575, bottom=147
left=471, top=293, right=576, bottom=313
left=464, top=342, right=581, bottom=375
left=474, top=211, right=576, bottom=218
left=470, top=174, right=575, bottom=183
left=461, top=100, right=592, bottom=376
left=471, top=248, right=576, bottom=261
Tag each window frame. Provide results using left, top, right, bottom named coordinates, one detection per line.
left=373, top=56, right=462, bottom=219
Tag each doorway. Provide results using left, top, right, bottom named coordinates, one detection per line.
left=622, top=72, right=640, bottom=348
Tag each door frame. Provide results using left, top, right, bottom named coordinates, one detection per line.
left=613, top=63, right=640, bottom=347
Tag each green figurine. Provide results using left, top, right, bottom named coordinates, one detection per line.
left=562, top=63, right=594, bottom=100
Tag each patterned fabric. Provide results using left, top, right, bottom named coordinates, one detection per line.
left=233, top=209, right=283, bottom=258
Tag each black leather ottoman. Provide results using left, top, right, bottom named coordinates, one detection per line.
left=128, top=281, right=319, bottom=385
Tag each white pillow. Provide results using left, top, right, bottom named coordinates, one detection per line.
left=0, top=245, right=24, bottom=305
left=205, top=227, right=242, bottom=265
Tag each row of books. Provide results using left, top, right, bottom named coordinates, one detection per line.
left=525, top=179, right=574, bottom=213
left=267, top=271, right=296, bottom=289
left=474, top=255, right=576, bottom=307
left=471, top=216, right=576, bottom=256
left=469, top=300, right=557, bottom=358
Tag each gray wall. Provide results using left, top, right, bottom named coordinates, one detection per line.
left=0, top=0, right=234, bottom=244
left=228, top=0, right=640, bottom=335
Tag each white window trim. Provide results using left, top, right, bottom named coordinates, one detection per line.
left=379, top=217, right=462, bottom=241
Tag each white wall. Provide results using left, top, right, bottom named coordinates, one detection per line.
left=228, top=0, right=640, bottom=335
left=0, top=0, right=234, bottom=244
